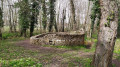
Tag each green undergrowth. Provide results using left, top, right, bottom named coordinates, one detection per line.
left=114, top=39, right=120, bottom=61
left=67, top=57, right=92, bottom=67
left=117, top=56, right=120, bottom=61
left=1, top=36, right=119, bottom=67
left=114, top=39, right=120, bottom=53
left=2, top=29, right=41, bottom=39
left=76, top=57, right=92, bottom=67
left=0, top=58, right=42, bottom=67
left=43, top=45, right=95, bottom=52
left=0, top=38, right=42, bottom=67
left=2, top=32, right=20, bottom=39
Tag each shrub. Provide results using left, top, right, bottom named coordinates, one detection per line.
left=2, top=32, right=19, bottom=39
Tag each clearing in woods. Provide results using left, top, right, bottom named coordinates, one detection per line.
left=0, top=38, right=120, bottom=67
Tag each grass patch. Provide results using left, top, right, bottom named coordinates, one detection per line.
left=53, top=45, right=86, bottom=50
left=114, top=39, right=120, bottom=61
left=43, top=45, right=95, bottom=53
left=0, top=58, right=42, bottom=67
left=0, top=38, right=42, bottom=67
left=114, top=39, right=120, bottom=54
left=0, top=38, right=27, bottom=60
left=69, top=57, right=92, bottom=67
left=2, top=32, right=20, bottom=39
left=80, top=58, right=92, bottom=67
left=44, top=45, right=90, bottom=50
left=75, top=57, right=92, bottom=67
left=117, top=56, right=120, bottom=61
left=2, top=28, right=41, bottom=39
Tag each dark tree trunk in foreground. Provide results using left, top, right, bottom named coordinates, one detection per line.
left=30, top=16, right=35, bottom=37
left=20, top=28, right=27, bottom=37
left=30, top=1, right=38, bottom=37
left=49, top=0, right=55, bottom=32
left=49, top=0, right=58, bottom=32
left=92, top=0, right=118, bottom=67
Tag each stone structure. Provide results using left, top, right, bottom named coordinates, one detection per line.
left=30, top=32, right=85, bottom=46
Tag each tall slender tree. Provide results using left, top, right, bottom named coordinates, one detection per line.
left=90, top=0, right=100, bottom=38
left=42, top=0, right=47, bottom=32
left=49, top=0, right=58, bottom=32
left=61, top=9, right=66, bottom=32
left=0, top=0, right=3, bottom=40
left=49, top=0, right=54, bottom=32
left=18, top=0, right=31, bottom=37
left=70, top=0, right=76, bottom=31
left=0, top=7, right=3, bottom=40
left=92, top=0, right=118, bottom=67
left=7, top=0, right=14, bottom=32
left=30, top=0, right=39, bottom=37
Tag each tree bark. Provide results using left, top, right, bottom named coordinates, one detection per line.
left=42, top=0, right=47, bottom=32
left=0, top=0, right=3, bottom=40
left=0, top=28, right=2, bottom=40
left=92, top=0, right=118, bottom=67
left=7, top=0, right=13, bottom=32
left=13, top=8, right=17, bottom=32
left=70, top=0, right=76, bottom=31
left=61, top=9, right=66, bottom=32
left=54, top=18, right=58, bottom=32
left=49, top=0, right=55, bottom=32
left=84, top=1, right=90, bottom=33
left=30, top=1, right=38, bottom=37
left=39, top=10, right=43, bottom=33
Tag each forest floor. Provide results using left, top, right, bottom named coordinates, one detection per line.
left=0, top=37, right=120, bottom=67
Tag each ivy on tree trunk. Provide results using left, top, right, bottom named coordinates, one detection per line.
left=92, top=0, right=118, bottom=67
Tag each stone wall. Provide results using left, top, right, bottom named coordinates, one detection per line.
left=30, top=32, right=85, bottom=46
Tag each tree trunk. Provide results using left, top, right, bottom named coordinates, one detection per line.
left=57, top=12, right=60, bottom=32
left=23, top=29, right=27, bottom=37
left=0, top=0, right=3, bottom=40
left=49, top=0, right=55, bottom=32
left=30, top=19, right=35, bottom=37
left=84, top=1, right=90, bottom=33
left=92, top=0, right=118, bottom=67
left=42, top=0, right=47, bottom=32
left=62, top=17, right=64, bottom=32
left=70, top=0, right=76, bottom=31
left=39, top=10, right=43, bottom=33
left=0, top=28, right=2, bottom=40
left=117, top=0, right=120, bottom=37
left=30, top=13, right=35, bottom=37
left=54, top=19, right=58, bottom=32
left=61, top=9, right=66, bottom=32
left=7, top=0, right=13, bottom=32
left=30, top=1, right=38, bottom=37
left=13, top=8, right=17, bottom=32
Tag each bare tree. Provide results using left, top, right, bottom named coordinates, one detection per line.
left=7, top=0, right=13, bottom=32
left=84, top=1, right=90, bottom=33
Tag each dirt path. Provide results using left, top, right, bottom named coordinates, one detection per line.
left=16, top=39, right=68, bottom=54
left=15, top=39, right=120, bottom=67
